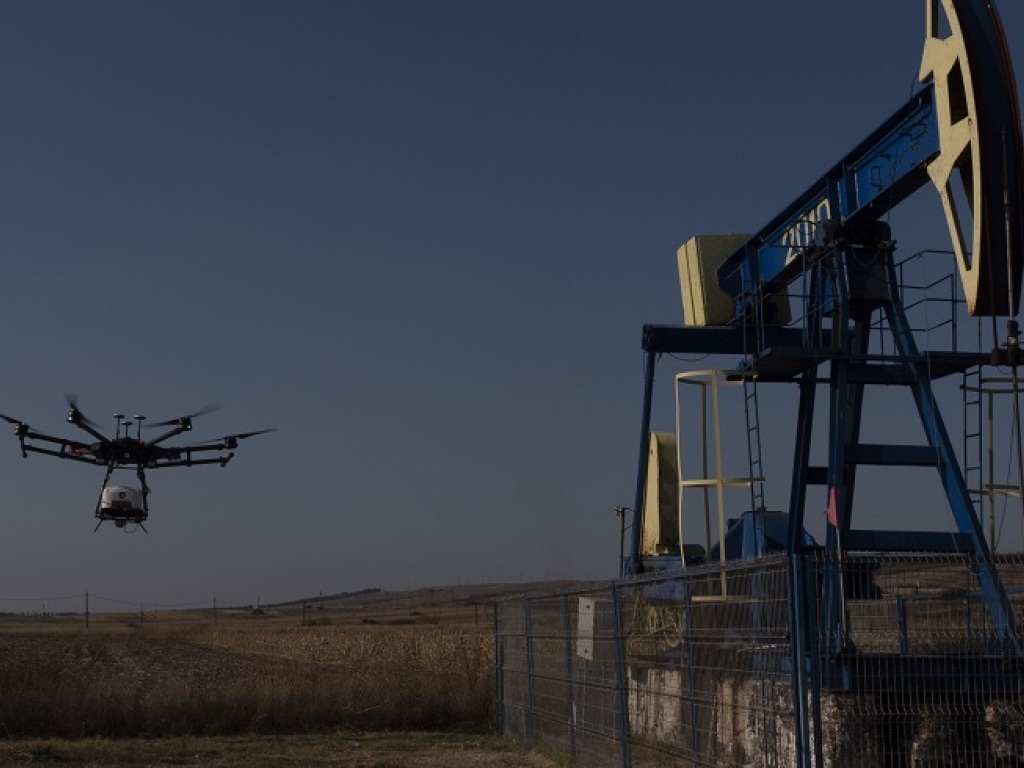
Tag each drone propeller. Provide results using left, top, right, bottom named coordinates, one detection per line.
left=196, top=428, right=277, bottom=449
left=230, top=428, right=276, bottom=441
left=147, top=403, right=223, bottom=429
left=65, top=394, right=101, bottom=429
left=0, top=412, right=24, bottom=426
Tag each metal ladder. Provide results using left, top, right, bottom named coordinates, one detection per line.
left=743, top=372, right=766, bottom=514
left=742, top=285, right=768, bottom=514
left=961, top=363, right=987, bottom=548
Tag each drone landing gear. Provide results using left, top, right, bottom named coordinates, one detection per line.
left=94, top=464, right=150, bottom=533
left=96, top=518, right=149, bottom=533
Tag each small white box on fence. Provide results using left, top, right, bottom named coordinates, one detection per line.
left=576, top=597, right=595, bottom=660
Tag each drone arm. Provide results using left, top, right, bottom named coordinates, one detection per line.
left=151, top=451, right=236, bottom=469
left=14, top=426, right=93, bottom=461
left=153, top=430, right=270, bottom=461
left=67, top=416, right=108, bottom=444
left=21, top=443, right=99, bottom=465
left=146, top=424, right=190, bottom=446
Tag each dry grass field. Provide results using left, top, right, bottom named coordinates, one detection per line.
left=0, top=582, right=576, bottom=766
left=0, top=733, right=557, bottom=767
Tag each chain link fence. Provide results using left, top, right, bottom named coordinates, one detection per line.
left=496, top=553, right=1024, bottom=766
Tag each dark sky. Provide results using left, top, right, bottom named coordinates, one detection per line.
left=0, top=1, right=1021, bottom=609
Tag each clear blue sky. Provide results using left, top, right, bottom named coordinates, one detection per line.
left=0, top=1, right=1021, bottom=609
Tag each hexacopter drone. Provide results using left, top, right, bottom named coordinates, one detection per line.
left=0, top=397, right=273, bottom=531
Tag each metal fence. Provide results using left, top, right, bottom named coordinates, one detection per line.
left=495, top=552, right=1024, bottom=767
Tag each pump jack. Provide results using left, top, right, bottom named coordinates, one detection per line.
left=628, top=0, right=1024, bottom=709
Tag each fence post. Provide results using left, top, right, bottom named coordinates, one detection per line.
left=524, top=595, right=537, bottom=745
left=897, top=596, right=909, bottom=655
left=562, top=595, right=576, bottom=759
left=494, top=601, right=504, bottom=732
left=788, top=552, right=813, bottom=768
left=682, top=577, right=700, bottom=758
left=610, top=583, right=631, bottom=767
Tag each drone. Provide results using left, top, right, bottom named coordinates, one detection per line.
left=0, top=397, right=274, bottom=532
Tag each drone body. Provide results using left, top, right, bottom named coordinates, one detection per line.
left=1, top=398, right=273, bottom=531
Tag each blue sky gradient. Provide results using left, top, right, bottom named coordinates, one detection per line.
left=0, top=1, right=1021, bottom=608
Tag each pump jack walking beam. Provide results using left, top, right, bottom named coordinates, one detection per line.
left=714, top=0, right=1022, bottom=321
